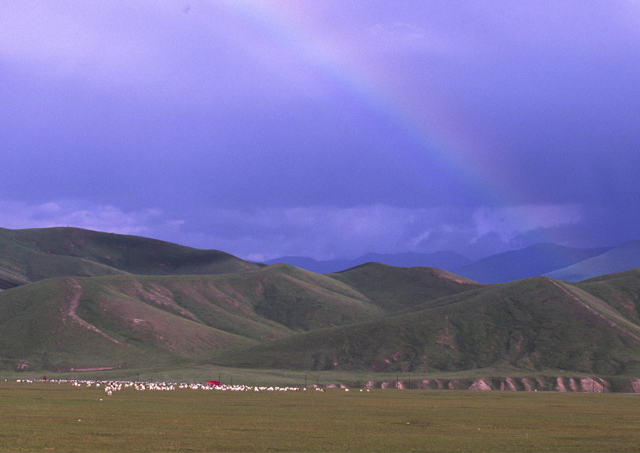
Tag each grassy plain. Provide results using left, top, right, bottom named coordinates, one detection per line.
left=1, top=382, right=640, bottom=452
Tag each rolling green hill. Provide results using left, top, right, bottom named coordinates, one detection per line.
left=0, top=226, right=261, bottom=290
left=2, top=226, right=640, bottom=380
left=331, top=262, right=482, bottom=312
left=212, top=276, right=640, bottom=376
left=0, top=257, right=385, bottom=371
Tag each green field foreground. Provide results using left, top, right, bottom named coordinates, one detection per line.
left=1, top=382, right=640, bottom=452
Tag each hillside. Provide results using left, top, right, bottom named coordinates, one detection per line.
left=0, top=226, right=261, bottom=290
left=213, top=276, right=640, bottom=375
left=0, top=262, right=386, bottom=371
left=330, top=262, right=482, bottom=312
left=2, top=226, right=640, bottom=379
left=573, top=268, right=640, bottom=325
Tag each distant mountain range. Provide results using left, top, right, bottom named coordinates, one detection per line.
left=267, top=242, right=640, bottom=283
left=545, top=241, right=640, bottom=281
left=2, top=226, right=640, bottom=380
left=453, top=243, right=613, bottom=283
left=265, top=251, right=472, bottom=275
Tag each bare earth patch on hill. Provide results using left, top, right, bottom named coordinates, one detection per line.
left=60, top=278, right=123, bottom=345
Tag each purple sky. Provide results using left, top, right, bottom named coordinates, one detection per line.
left=2, top=1, right=639, bottom=261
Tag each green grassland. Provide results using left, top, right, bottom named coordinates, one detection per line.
left=3, top=363, right=637, bottom=393
left=2, top=382, right=640, bottom=452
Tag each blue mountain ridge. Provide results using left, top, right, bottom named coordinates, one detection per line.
left=265, top=251, right=472, bottom=274
left=266, top=242, right=640, bottom=283
left=545, top=240, right=640, bottom=282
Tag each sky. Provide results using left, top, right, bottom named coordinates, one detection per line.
left=1, top=0, right=639, bottom=262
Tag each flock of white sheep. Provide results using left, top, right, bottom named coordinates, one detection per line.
left=14, top=378, right=369, bottom=394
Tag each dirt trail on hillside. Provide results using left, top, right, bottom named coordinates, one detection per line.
left=61, top=278, right=123, bottom=345
left=547, top=278, right=640, bottom=343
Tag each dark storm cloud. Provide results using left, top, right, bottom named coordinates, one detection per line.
left=1, top=1, right=639, bottom=260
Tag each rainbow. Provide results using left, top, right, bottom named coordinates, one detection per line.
left=215, top=0, right=513, bottom=205
left=151, top=0, right=604, bottom=278
left=211, top=1, right=583, bottom=253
